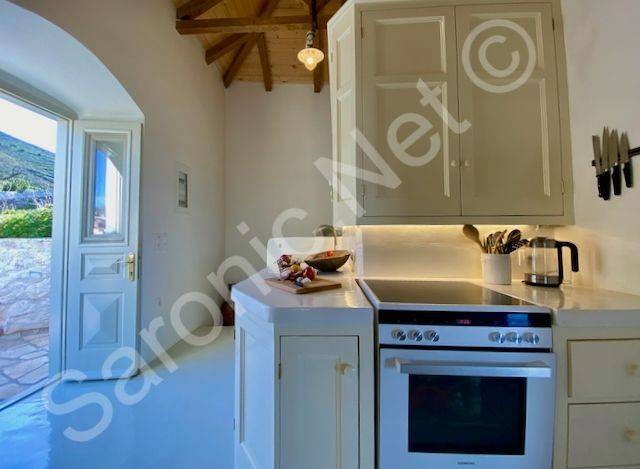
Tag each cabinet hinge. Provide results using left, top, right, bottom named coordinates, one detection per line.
left=561, top=180, right=565, bottom=194
left=277, top=363, right=281, bottom=380
left=362, top=183, right=366, bottom=198
left=552, top=18, right=556, bottom=30
left=361, top=25, right=364, bottom=38
left=233, top=418, right=236, bottom=430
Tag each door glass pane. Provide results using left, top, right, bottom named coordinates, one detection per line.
left=86, top=135, right=126, bottom=239
left=408, top=375, right=526, bottom=455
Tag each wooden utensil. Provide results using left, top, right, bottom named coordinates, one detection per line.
left=463, top=224, right=485, bottom=252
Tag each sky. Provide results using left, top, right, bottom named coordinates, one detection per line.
left=0, top=96, right=57, bottom=153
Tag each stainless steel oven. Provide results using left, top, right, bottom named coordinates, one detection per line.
left=379, top=345, right=555, bottom=468
left=358, top=279, right=557, bottom=469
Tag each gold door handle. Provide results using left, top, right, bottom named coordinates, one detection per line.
left=114, top=253, right=136, bottom=281
left=627, top=363, right=639, bottom=377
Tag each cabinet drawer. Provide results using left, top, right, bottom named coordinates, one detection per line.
left=568, top=402, right=640, bottom=468
left=569, top=340, right=640, bottom=400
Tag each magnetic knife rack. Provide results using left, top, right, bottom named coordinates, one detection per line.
left=592, top=146, right=640, bottom=162
left=592, top=131, right=637, bottom=200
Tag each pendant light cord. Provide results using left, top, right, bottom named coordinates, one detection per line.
left=311, top=0, right=318, bottom=31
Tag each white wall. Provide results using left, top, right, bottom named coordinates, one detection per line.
left=11, top=0, right=227, bottom=361
left=224, top=83, right=333, bottom=282
left=556, top=0, right=640, bottom=295
left=0, top=0, right=141, bottom=120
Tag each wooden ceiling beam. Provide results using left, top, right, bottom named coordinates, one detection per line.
left=205, top=34, right=251, bottom=64
left=257, top=34, right=273, bottom=91
left=223, top=35, right=259, bottom=87
left=223, top=0, right=280, bottom=88
left=176, top=0, right=225, bottom=20
left=176, top=15, right=331, bottom=35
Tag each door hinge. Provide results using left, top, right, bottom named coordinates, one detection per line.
left=233, top=418, right=236, bottom=430
left=552, top=18, right=556, bottom=30
left=361, top=183, right=366, bottom=198
left=361, top=26, right=364, bottom=38
left=277, top=363, right=281, bottom=380
left=561, top=180, right=565, bottom=194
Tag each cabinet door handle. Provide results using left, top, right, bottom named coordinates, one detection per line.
left=627, top=363, right=639, bottom=376
left=336, top=362, right=354, bottom=375
left=624, top=428, right=638, bottom=442
left=450, top=160, right=459, bottom=168
left=463, top=160, right=472, bottom=168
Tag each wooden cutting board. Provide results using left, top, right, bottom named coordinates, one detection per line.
left=265, top=277, right=342, bottom=295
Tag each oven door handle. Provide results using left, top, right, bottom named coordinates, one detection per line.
left=393, top=359, right=552, bottom=378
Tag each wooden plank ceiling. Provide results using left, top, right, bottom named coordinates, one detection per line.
left=172, top=0, right=343, bottom=91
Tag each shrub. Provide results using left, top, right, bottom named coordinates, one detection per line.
left=0, top=205, right=53, bottom=238
left=0, top=176, right=32, bottom=192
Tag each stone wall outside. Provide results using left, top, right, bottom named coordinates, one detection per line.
left=0, top=239, right=50, bottom=335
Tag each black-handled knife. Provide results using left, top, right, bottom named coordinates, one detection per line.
left=611, top=129, right=622, bottom=196
left=621, top=131, right=634, bottom=188
left=601, top=127, right=612, bottom=200
left=592, top=135, right=605, bottom=199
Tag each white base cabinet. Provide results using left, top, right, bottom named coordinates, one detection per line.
left=235, top=312, right=374, bottom=469
left=554, top=326, right=640, bottom=469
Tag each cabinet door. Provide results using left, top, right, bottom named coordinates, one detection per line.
left=329, top=7, right=358, bottom=226
left=236, top=321, right=275, bottom=469
left=456, top=4, right=564, bottom=216
left=280, top=336, right=358, bottom=469
left=361, top=7, right=462, bottom=217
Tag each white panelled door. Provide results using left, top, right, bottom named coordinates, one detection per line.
left=66, top=121, right=141, bottom=379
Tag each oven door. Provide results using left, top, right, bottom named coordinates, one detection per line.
left=379, top=348, right=555, bottom=469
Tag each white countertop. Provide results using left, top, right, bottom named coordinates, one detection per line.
left=232, top=270, right=640, bottom=328
left=231, top=269, right=373, bottom=325
left=477, top=281, right=640, bottom=327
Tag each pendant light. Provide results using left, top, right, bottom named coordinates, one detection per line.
left=297, top=0, right=324, bottom=71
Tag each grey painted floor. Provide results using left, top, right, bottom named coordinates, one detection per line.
left=0, top=326, right=235, bottom=468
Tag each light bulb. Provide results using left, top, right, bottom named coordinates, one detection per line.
left=297, top=47, right=324, bottom=71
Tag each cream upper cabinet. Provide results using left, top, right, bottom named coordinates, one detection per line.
left=361, top=7, right=461, bottom=217
left=327, top=0, right=573, bottom=226
left=456, top=4, right=564, bottom=216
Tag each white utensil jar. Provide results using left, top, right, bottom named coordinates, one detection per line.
left=481, top=253, right=512, bottom=285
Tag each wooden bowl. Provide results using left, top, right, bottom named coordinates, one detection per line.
left=305, top=250, right=351, bottom=272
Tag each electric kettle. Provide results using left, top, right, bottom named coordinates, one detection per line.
left=522, top=237, right=579, bottom=287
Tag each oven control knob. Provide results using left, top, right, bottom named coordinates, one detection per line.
left=506, top=332, right=522, bottom=344
left=407, top=330, right=423, bottom=342
left=523, top=332, right=540, bottom=345
left=425, top=330, right=440, bottom=343
left=489, top=332, right=505, bottom=344
left=392, top=329, right=407, bottom=341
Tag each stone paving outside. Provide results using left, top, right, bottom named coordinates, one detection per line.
left=0, top=328, right=49, bottom=405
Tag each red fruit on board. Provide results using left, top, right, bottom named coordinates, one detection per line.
left=279, top=254, right=291, bottom=265
left=303, top=266, right=316, bottom=280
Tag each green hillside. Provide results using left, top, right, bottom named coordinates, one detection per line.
left=0, top=131, right=54, bottom=192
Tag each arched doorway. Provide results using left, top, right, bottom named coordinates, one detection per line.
left=0, top=0, right=144, bottom=406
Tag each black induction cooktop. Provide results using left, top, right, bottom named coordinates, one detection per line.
left=360, top=279, right=539, bottom=308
